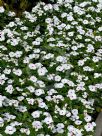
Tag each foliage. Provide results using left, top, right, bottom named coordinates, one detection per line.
left=0, top=0, right=102, bottom=135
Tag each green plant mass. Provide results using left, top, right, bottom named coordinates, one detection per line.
left=0, top=0, right=102, bottom=135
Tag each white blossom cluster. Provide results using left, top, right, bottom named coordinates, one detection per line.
left=0, top=0, right=102, bottom=135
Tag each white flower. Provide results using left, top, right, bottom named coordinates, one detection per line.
left=9, top=52, right=15, bottom=58
left=67, top=80, right=75, bottom=87
left=0, top=95, right=5, bottom=107
left=92, top=0, right=98, bottom=2
left=71, top=46, right=78, bottom=51
left=83, top=20, right=88, bottom=24
left=35, top=89, right=45, bottom=96
left=53, top=4, right=59, bottom=10
left=84, top=115, right=91, bottom=122
left=67, top=89, right=77, bottom=100
left=12, top=68, right=22, bottom=76
left=26, top=98, right=35, bottom=105
left=5, top=126, right=16, bottom=135
left=38, top=101, right=48, bottom=109
left=45, top=18, right=52, bottom=24
left=37, top=67, right=48, bottom=76
left=84, top=123, right=94, bottom=132
left=66, top=111, right=71, bottom=117
left=56, top=123, right=64, bottom=129
left=20, top=128, right=30, bottom=135
left=56, top=56, right=64, bottom=62
left=67, top=93, right=77, bottom=100
left=5, top=85, right=14, bottom=94
left=67, top=125, right=74, bottom=132
left=3, top=68, right=11, bottom=74
left=61, top=12, right=67, bottom=18
left=8, top=11, right=15, bottom=16
left=65, top=24, right=71, bottom=30
left=82, top=92, right=88, bottom=98
left=59, top=109, right=66, bottom=115
left=17, top=96, right=24, bottom=101
left=98, top=26, right=102, bottom=31
left=0, top=6, right=5, bottom=13
left=11, top=38, right=19, bottom=46
left=28, top=63, right=36, bottom=70
left=83, top=66, right=94, bottom=72
left=94, top=73, right=101, bottom=78
left=31, top=111, right=41, bottom=118
left=72, top=109, right=78, bottom=115
left=16, top=106, right=27, bottom=112
left=68, top=32, right=74, bottom=37
left=88, top=85, right=97, bottom=92
left=78, top=60, right=85, bottom=66
left=54, top=83, right=64, bottom=88
left=30, top=76, right=37, bottom=83
left=61, top=79, right=68, bottom=84
left=43, top=117, right=53, bottom=124
left=20, top=26, right=28, bottom=30
left=43, top=5, right=49, bottom=11
left=75, top=120, right=82, bottom=125
left=56, top=128, right=64, bottom=133
left=0, top=117, right=4, bottom=127
left=86, top=44, right=94, bottom=52
left=15, top=51, right=22, bottom=58
left=47, top=89, right=57, bottom=96
left=56, top=66, right=63, bottom=71
left=32, top=121, right=42, bottom=130
left=8, top=22, right=15, bottom=27
left=23, top=57, right=30, bottom=64
left=37, top=134, right=44, bottom=136
left=47, top=74, right=54, bottom=80
left=67, top=15, right=74, bottom=21
left=92, top=56, right=99, bottom=62
left=54, top=75, right=61, bottom=82
left=37, top=80, right=45, bottom=88
left=77, top=34, right=82, bottom=39
left=27, top=86, right=35, bottom=93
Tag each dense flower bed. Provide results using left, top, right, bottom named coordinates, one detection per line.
left=0, top=0, right=102, bottom=135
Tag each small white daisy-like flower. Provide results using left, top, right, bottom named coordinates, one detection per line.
left=75, top=120, right=82, bottom=125
left=56, top=56, right=64, bottom=62
left=0, top=6, right=5, bottom=13
left=71, top=109, right=78, bottom=115
left=28, top=63, right=36, bottom=70
left=0, top=117, right=4, bottom=127
left=54, top=83, right=64, bottom=88
left=84, top=123, right=94, bottom=132
left=31, top=111, right=41, bottom=118
left=35, top=89, right=45, bottom=96
left=29, top=76, right=37, bottom=83
left=78, top=60, right=85, bottom=66
left=5, top=126, right=16, bottom=135
left=43, top=116, right=53, bottom=124
left=20, top=128, right=30, bottom=135
left=88, top=85, right=97, bottom=92
left=37, top=67, right=48, bottom=76
left=59, top=109, right=66, bottom=116
left=54, top=75, right=61, bottom=82
left=84, top=115, right=92, bottom=122
left=12, top=68, right=22, bottom=76
left=32, top=121, right=42, bottom=130
left=3, top=68, right=11, bottom=74
left=5, top=85, right=14, bottom=94
left=67, top=89, right=77, bottom=100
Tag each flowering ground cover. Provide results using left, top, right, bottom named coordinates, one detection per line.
left=0, top=0, right=102, bottom=135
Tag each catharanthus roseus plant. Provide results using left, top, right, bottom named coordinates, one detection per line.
left=0, top=0, right=102, bottom=135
